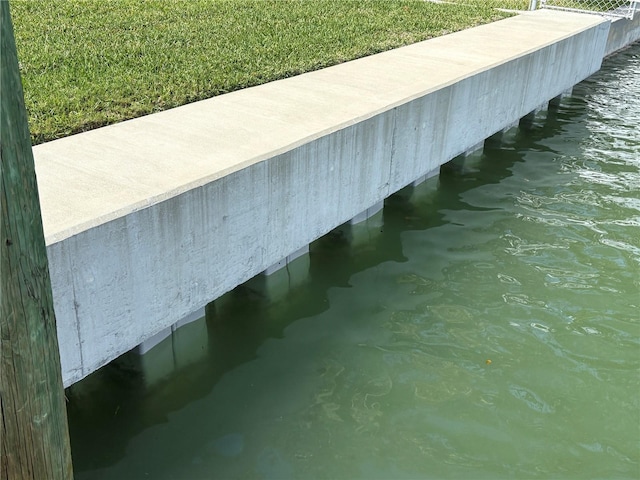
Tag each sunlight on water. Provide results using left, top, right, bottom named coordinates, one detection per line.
left=68, top=45, right=640, bottom=479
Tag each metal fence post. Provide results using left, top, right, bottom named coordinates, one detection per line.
left=529, top=0, right=538, bottom=10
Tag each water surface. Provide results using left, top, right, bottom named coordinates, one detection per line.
left=68, top=44, right=640, bottom=479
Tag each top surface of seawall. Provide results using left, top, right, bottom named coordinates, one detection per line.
left=33, top=9, right=606, bottom=246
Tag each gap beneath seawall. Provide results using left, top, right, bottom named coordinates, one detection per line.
left=32, top=9, right=639, bottom=387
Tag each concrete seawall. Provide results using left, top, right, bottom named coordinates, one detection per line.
left=604, top=7, right=640, bottom=56
left=32, top=10, right=638, bottom=387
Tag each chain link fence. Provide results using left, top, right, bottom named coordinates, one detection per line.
left=539, top=0, right=639, bottom=19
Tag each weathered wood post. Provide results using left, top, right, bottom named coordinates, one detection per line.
left=1, top=1, right=74, bottom=479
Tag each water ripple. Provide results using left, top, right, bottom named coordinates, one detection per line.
left=508, top=385, right=554, bottom=414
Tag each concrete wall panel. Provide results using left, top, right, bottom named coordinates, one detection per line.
left=605, top=13, right=640, bottom=57
left=39, top=10, right=635, bottom=386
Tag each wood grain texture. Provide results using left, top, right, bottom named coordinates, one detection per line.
left=1, top=2, right=73, bottom=478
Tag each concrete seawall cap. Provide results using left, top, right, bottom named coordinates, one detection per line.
left=34, top=9, right=607, bottom=246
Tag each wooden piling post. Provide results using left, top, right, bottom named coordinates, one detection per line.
left=1, top=1, right=73, bottom=479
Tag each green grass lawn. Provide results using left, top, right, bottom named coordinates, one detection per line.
left=452, top=0, right=529, bottom=9
left=11, top=0, right=527, bottom=144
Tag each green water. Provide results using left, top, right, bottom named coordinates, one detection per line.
left=68, top=45, right=640, bottom=479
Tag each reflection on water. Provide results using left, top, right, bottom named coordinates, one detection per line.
left=67, top=45, right=640, bottom=479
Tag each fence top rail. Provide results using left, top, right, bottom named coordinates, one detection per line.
left=540, top=0, right=638, bottom=19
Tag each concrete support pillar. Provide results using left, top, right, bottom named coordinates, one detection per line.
left=409, top=168, right=440, bottom=204
left=465, top=141, right=485, bottom=157
left=136, top=326, right=172, bottom=355
left=463, top=141, right=486, bottom=171
left=350, top=201, right=384, bottom=225
left=441, top=154, right=466, bottom=174
left=520, top=102, right=549, bottom=130
left=411, top=166, right=440, bottom=187
left=174, top=307, right=206, bottom=330
left=132, top=306, right=209, bottom=386
left=549, top=88, right=573, bottom=108
left=347, top=204, right=384, bottom=247
left=263, top=245, right=309, bottom=275
left=171, top=313, right=209, bottom=369
left=247, top=245, right=311, bottom=301
left=401, top=167, right=441, bottom=203
left=136, top=306, right=205, bottom=355
left=519, top=111, right=536, bottom=129
left=442, top=140, right=485, bottom=175
left=502, top=120, right=520, bottom=134
left=486, top=120, right=519, bottom=146
left=327, top=201, right=386, bottom=251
